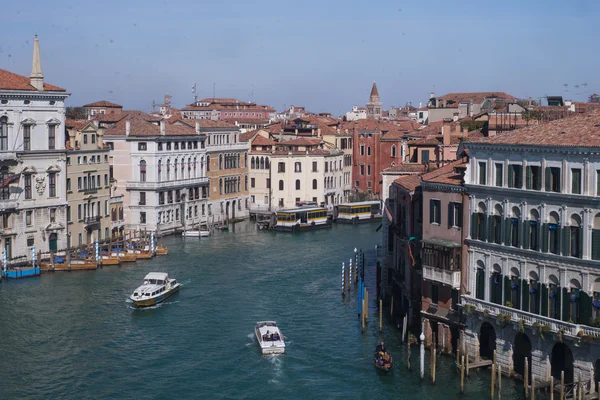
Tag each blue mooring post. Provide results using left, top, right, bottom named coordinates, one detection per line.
left=358, top=277, right=363, bottom=317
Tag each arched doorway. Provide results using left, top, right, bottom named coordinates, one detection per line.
left=231, top=200, right=236, bottom=219
left=513, top=333, right=532, bottom=380
left=479, top=322, right=496, bottom=360
left=551, top=343, right=574, bottom=384
left=225, top=201, right=230, bottom=219
left=49, top=233, right=58, bottom=252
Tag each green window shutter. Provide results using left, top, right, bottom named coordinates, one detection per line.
left=523, top=221, right=530, bottom=250
left=579, top=291, right=591, bottom=325
left=526, top=166, right=532, bottom=189
left=457, top=206, right=463, bottom=228
left=429, top=200, right=434, bottom=224
left=488, top=215, right=494, bottom=243
left=592, top=230, right=600, bottom=260
left=436, top=202, right=441, bottom=225
left=562, top=226, right=571, bottom=257
left=545, top=167, right=551, bottom=191
left=448, top=202, right=454, bottom=228
left=476, top=269, right=485, bottom=300
left=562, top=287, right=570, bottom=322
left=504, top=218, right=510, bottom=245
left=522, top=279, right=529, bottom=312
left=495, top=164, right=503, bottom=187
left=516, top=220, right=521, bottom=248
left=556, top=169, right=561, bottom=192
left=541, top=223, right=549, bottom=252
left=578, top=227, right=583, bottom=259
left=471, top=213, right=478, bottom=239
left=482, top=214, right=487, bottom=241
left=572, top=170, right=581, bottom=194
left=508, top=165, right=514, bottom=188
left=515, top=166, right=523, bottom=189
left=535, top=282, right=541, bottom=314
left=502, top=275, right=510, bottom=306
left=541, top=284, right=548, bottom=317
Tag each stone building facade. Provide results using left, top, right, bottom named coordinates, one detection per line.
left=462, top=113, right=600, bottom=388
left=65, top=120, right=111, bottom=246
left=0, top=37, right=69, bottom=261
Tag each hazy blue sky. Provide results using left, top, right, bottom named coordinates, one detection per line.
left=1, top=0, right=598, bottom=115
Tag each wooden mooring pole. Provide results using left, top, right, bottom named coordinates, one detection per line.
left=365, top=290, right=369, bottom=321
left=407, top=340, right=411, bottom=371
left=531, top=375, right=535, bottom=400
left=379, top=299, right=382, bottom=333
left=460, top=355, right=465, bottom=394
left=578, top=373, right=582, bottom=400
left=432, top=339, right=437, bottom=385
left=498, top=364, right=502, bottom=397
left=560, top=371, right=564, bottom=400
left=465, top=342, right=470, bottom=376
left=525, top=357, right=529, bottom=397
left=550, top=376, right=554, bottom=400
left=491, top=352, right=496, bottom=399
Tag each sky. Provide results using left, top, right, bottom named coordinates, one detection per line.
left=1, top=0, right=599, bottom=115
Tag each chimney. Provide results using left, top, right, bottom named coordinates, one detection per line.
left=97, top=127, right=104, bottom=148
left=195, top=121, right=200, bottom=134
left=30, top=35, right=44, bottom=91
left=429, top=92, right=435, bottom=99
left=126, top=120, right=131, bottom=136
left=442, top=119, right=451, bottom=146
left=317, top=128, right=321, bottom=137
left=160, top=120, right=166, bottom=136
left=528, top=96, right=532, bottom=107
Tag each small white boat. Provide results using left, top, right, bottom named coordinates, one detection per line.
left=255, top=321, right=285, bottom=355
left=182, top=229, right=210, bottom=237
left=129, top=272, right=180, bottom=307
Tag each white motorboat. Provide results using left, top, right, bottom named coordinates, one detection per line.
left=254, top=321, right=285, bottom=355
left=182, top=230, right=201, bottom=237
left=129, top=272, right=180, bottom=307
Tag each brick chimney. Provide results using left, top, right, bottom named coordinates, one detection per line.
left=126, top=120, right=130, bottom=136
left=160, top=120, right=166, bottom=136
left=442, top=119, right=451, bottom=146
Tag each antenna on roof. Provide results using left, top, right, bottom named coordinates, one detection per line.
left=192, top=83, right=197, bottom=103
left=212, top=82, right=215, bottom=102
left=151, top=100, right=156, bottom=113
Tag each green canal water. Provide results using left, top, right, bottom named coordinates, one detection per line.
left=0, top=221, right=540, bottom=399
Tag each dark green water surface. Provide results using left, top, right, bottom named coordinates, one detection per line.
left=0, top=221, right=534, bottom=399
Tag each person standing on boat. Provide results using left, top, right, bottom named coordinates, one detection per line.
left=375, top=341, right=386, bottom=353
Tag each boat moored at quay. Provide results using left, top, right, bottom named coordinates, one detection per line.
left=334, top=201, right=382, bottom=224
left=274, top=207, right=331, bottom=232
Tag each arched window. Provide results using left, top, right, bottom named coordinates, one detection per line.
left=279, top=180, right=284, bottom=191
left=237, top=153, right=240, bottom=168
left=265, top=157, right=270, bottom=169
left=206, top=155, right=210, bottom=172
left=219, top=154, right=223, bottom=170
left=260, top=157, right=265, bottom=170
left=592, top=214, right=600, bottom=261
left=490, top=204, right=503, bottom=244
left=174, top=159, right=178, bottom=179
left=181, top=158, right=185, bottom=178
left=166, top=159, right=171, bottom=180
left=244, top=152, right=247, bottom=168
left=157, top=160, right=162, bottom=182
left=193, top=157, right=197, bottom=177
left=251, top=157, right=256, bottom=169
left=219, top=178, right=223, bottom=195
left=475, top=260, right=485, bottom=300
left=237, top=177, right=241, bottom=192
left=547, top=211, right=560, bottom=255
left=295, top=179, right=300, bottom=190
left=471, top=202, right=486, bottom=241
left=526, top=209, right=539, bottom=251
left=295, top=162, right=301, bottom=173
left=508, top=207, right=520, bottom=248
left=245, top=175, right=248, bottom=191
left=0, top=117, right=8, bottom=151
left=312, top=179, right=317, bottom=190
left=391, top=145, right=396, bottom=158
left=569, top=214, right=582, bottom=258
left=139, top=160, right=147, bottom=182
left=0, top=166, right=9, bottom=199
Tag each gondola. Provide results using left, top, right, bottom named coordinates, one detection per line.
left=374, top=351, right=393, bottom=372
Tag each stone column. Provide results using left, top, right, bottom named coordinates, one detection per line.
left=484, top=253, right=491, bottom=302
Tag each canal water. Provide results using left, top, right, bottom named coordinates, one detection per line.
left=0, top=221, right=540, bottom=399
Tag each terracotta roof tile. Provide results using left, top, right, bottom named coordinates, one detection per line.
left=466, top=111, right=600, bottom=147
left=421, top=158, right=467, bottom=186
left=252, top=135, right=277, bottom=146
left=383, top=163, right=427, bottom=173
left=104, top=113, right=198, bottom=137
left=83, top=100, right=122, bottom=108
left=281, top=137, right=322, bottom=146
left=0, top=68, right=65, bottom=92
left=393, top=174, right=421, bottom=192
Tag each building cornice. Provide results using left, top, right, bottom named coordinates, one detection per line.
left=422, top=181, right=465, bottom=193
left=465, top=184, right=598, bottom=208
left=465, top=142, right=600, bottom=156
left=0, top=90, right=70, bottom=100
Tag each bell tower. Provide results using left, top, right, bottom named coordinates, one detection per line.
left=366, top=82, right=382, bottom=119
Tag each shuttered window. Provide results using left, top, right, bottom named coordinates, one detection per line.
left=545, top=167, right=561, bottom=192
left=571, top=169, right=582, bottom=194
left=592, top=230, right=600, bottom=260
left=476, top=268, right=485, bottom=300
left=430, top=199, right=441, bottom=224
left=478, top=162, right=487, bottom=185
left=526, top=166, right=541, bottom=190
left=495, top=163, right=503, bottom=187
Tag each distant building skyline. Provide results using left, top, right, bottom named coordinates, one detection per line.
left=1, top=0, right=598, bottom=115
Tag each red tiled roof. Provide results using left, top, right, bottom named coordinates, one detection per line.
left=433, top=92, right=516, bottom=108
left=239, top=129, right=260, bottom=142
left=421, top=158, right=467, bottom=186
left=65, top=119, right=91, bottom=131
left=104, top=113, right=198, bottom=137
left=0, top=68, right=65, bottom=92
left=393, top=174, right=421, bottom=192
left=383, top=163, right=427, bottom=173
left=222, top=118, right=270, bottom=124
left=281, top=137, right=322, bottom=146
left=83, top=100, right=122, bottom=108
left=176, top=119, right=236, bottom=129
left=252, top=135, right=277, bottom=146
left=466, top=111, right=600, bottom=147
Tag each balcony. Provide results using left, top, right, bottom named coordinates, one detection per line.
left=126, top=176, right=208, bottom=191
left=207, top=143, right=248, bottom=153
left=461, top=296, right=600, bottom=339
left=422, top=265, right=460, bottom=290
left=0, top=152, right=17, bottom=162
left=82, top=187, right=98, bottom=195
left=84, top=216, right=101, bottom=230
left=0, top=199, right=18, bottom=212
